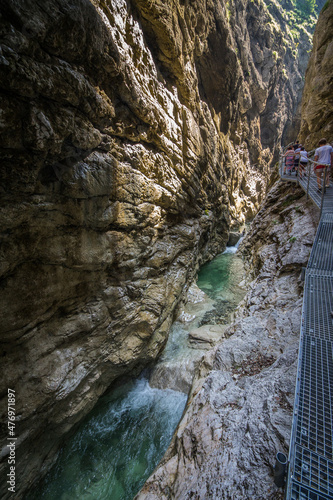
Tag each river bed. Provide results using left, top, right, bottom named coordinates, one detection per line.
left=27, top=243, right=246, bottom=500
left=26, top=379, right=186, bottom=500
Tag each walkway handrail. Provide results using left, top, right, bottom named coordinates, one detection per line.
left=279, top=150, right=331, bottom=216
left=281, top=142, right=294, bottom=154
left=278, top=149, right=333, bottom=500
left=306, top=157, right=330, bottom=168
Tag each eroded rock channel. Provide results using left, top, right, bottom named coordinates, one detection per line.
left=136, top=182, right=318, bottom=500
left=26, top=238, right=247, bottom=500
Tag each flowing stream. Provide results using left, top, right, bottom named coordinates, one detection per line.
left=27, top=379, right=186, bottom=500
left=28, top=242, right=246, bottom=500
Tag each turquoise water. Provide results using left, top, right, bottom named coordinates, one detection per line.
left=197, top=246, right=245, bottom=303
left=27, top=379, right=186, bottom=500
left=150, top=244, right=246, bottom=392
left=27, top=244, right=245, bottom=500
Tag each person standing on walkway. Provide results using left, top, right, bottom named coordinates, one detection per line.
left=299, top=147, right=308, bottom=179
left=314, top=138, right=333, bottom=190
left=293, top=140, right=300, bottom=151
left=283, top=146, right=295, bottom=175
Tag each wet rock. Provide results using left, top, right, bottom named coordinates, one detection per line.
left=136, top=181, right=317, bottom=500
left=149, top=359, right=201, bottom=394
left=227, top=231, right=242, bottom=246
left=199, top=299, right=236, bottom=326
left=188, top=324, right=230, bottom=346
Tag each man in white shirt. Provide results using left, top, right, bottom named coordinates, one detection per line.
left=314, top=138, right=333, bottom=190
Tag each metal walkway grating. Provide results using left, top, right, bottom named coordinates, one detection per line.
left=280, top=158, right=333, bottom=500
left=292, top=445, right=333, bottom=497
left=295, top=335, right=333, bottom=458
left=290, top=480, right=333, bottom=499
left=302, top=276, right=333, bottom=342
left=307, top=215, right=333, bottom=275
left=298, top=174, right=323, bottom=210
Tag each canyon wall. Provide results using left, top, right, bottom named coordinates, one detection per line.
left=299, top=0, right=333, bottom=147
left=137, top=182, right=318, bottom=500
left=0, top=0, right=310, bottom=496
left=137, top=4, right=333, bottom=497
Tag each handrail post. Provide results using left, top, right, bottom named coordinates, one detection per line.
left=306, top=161, right=311, bottom=199
left=274, top=452, right=288, bottom=487
left=279, top=154, right=284, bottom=178
left=320, top=165, right=327, bottom=218
left=279, top=156, right=282, bottom=178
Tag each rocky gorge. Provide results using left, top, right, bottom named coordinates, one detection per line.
left=137, top=181, right=319, bottom=500
left=0, top=0, right=328, bottom=498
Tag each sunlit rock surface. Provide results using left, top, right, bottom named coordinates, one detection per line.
left=136, top=182, right=318, bottom=500
left=0, top=0, right=311, bottom=496
left=299, top=0, right=333, bottom=146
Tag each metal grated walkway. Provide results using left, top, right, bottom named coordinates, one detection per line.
left=307, top=214, right=333, bottom=276
left=279, top=155, right=333, bottom=500
left=279, top=158, right=333, bottom=214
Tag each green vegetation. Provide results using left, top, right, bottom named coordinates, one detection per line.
left=285, top=7, right=317, bottom=33
left=321, top=0, right=331, bottom=11
left=263, top=0, right=318, bottom=37
left=260, top=0, right=317, bottom=78
left=289, top=236, right=297, bottom=243
left=295, top=0, right=317, bottom=15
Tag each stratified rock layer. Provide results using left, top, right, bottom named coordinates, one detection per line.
left=0, top=0, right=310, bottom=496
left=299, top=0, right=333, bottom=147
left=136, top=182, right=318, bottom=500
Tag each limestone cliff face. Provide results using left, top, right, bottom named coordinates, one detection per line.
left=299, top=0, right=333, bottom=147
left=136, top=6, right=331, bottom=497
left=0, top=0, right=309, bottom=496
left=136, top=183, right=318, bottom=500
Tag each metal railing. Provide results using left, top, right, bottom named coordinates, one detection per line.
left=279, top=154, right=332, bottom=216
left=279, top=153, right=333, bottom=499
